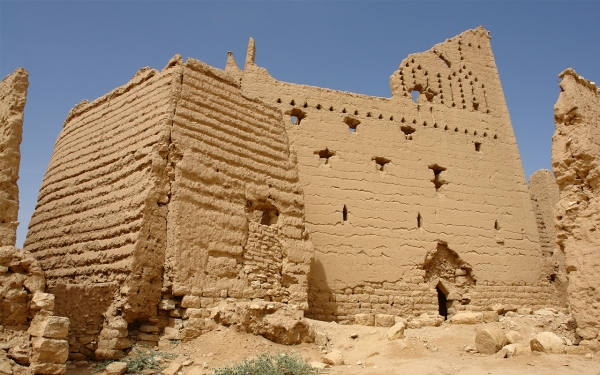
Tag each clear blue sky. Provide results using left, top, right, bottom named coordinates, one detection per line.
left=2, top=1, right=599, bottom=247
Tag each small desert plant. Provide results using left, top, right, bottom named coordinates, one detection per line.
left=213, top=352, right=324, bottom=375
left=93, top=344, right=175, bottom=374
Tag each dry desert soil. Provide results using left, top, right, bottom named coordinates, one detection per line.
left=66, top=316, right=600, bottom=375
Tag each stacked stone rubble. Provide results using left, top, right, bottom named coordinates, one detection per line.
left=28, top=294, right=70, bottom=374
left=552, top=68, right=600, bottom=350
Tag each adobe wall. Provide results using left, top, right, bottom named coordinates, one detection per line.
left=552, top=68, right=600, bottom=349
left=0, top=68, right=28, bottom=246
left=164, top=59, right=311, bottom=307
left=23, top=62, right=179, bottom=358
left=241, top=27, right=560, bottom=322
left=528, top=169, right=567, bottom=305
left=24, top=55, right=312, bottom=358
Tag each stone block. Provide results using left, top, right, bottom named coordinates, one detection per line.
left=181, top=295, right=202, bottom=309
left=137, top=333, right=159, bottom=342
left=530, top=332, right=566, bottom=354
left=31, top=337, right=69, bottom=364
left=387, top=322, right=405, bottom=340
left=162, top=327, right=180, bottom=340
left=322, top=351, right=344, bottom=366
left=375, top=314, right=395, bottom=327
left=105, top=362, right=127, bottom=375
left=139, top=325, right=159, bottom=333
left=183, top=308, right=204, bottom=319
left=450, top=312, right=483, bottom=325
left=567, top=345, right=594, bottom=355
left=475, top=326, right=508, bottom=355
left=159, top=299, right=176, bottom=310
left=482, top=311, right=499, bottom=323
left=505, top=330, right=523, bottom=344
left=30, top=292, right=55, bottom=311
left=354, top=314, right=374, bottom=326
left=28, top=315, right=70, bottom=339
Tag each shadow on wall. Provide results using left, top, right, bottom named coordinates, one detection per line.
left=306, top=257, right=336, bottom=321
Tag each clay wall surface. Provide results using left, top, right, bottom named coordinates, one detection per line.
left=0, top=69, right=28, bottom=246
left=23, top=62, right=180, bottom=355
left=241, top=28, right=558, bottom=322
left=528, top=169, right=567, bottom=305
left=552, top=68, right=600, bottom=349
left=163, top=59, right=312, bottom=308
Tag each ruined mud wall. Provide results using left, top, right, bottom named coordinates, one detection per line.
left=552, top=68, right=600, bottom=349
left=529, top=169, right=567, bottom=305
left=242, top=27, right=558, bottom=322
left=23, top=62, right=180, bottom=358
left=160, top=59, right=312, bottom=337
left=23, top=55, right=313, bottom=357
left=0, top=69, right=28, bottom=246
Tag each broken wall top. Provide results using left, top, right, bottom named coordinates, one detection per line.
left=0, top=68, right=28, bottom=247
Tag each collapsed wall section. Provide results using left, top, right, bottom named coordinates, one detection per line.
left=0, top=68, right=28, bottom=246
left=552, top=68, right=600, bottom=349
left=160, top=59, right=312, bottom=335
left=242, top=27, right=558, bottom=322
left=23, top=62, right=182, bottom=358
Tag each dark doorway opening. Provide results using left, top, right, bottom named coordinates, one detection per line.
left=436, top=285, right=448, bottom=319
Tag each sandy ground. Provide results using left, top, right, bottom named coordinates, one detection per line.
left=62, top=315, right=600, bottom=375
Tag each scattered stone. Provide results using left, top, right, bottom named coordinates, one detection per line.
left=350, top=333, right=358, bottom=339
left=162, top=362, right=182, bottom=375
left=503, top=343, right=531, bottom=357
left=585, top=353, right=594, bottom=360
left=314, top=331, right=328, bottom=346
left=517, top=308, right=532, bottom=315
left=7, top=345, right=29, bottom=365
left=310, top=362, right=329, bottom=369
left=567, top=345, right=594, bottom=355
left=0, top=354, right=13, bottom=375
left=530, top=332, right=566, bottom=354
left=450, top=312, right=483, bottom=325
left=387, top=322, right=405, bottom=341
left=475, top=326, right=508, bottom=354
left=505, top=330, right=523, bottom=344
left=105, top=362, right=127, bottom=375
left=322, top=351, right=344, bottom=366
left=482, top=311, right=499, bottom=323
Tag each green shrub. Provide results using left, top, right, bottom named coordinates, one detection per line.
left=93, top=345, right=175, bottom=374
left=213, top=352, right=324, bottom=375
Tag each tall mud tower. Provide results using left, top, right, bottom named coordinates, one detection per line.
left=24, top=57, right=312, bottom=359
left=240, top=27, right=559, bottom=321
left=553, top=68, right=600, bottom=350
left=0, top=68, right=28, bottom=246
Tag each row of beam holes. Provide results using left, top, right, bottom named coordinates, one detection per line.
left=402, top=117, right=498, bottom=147
left=315, top=148, right=391, bottom=171
left=281, top=98, right=498, bottom=143
left=400, top=38, right=489, bottom=113
left=416, top=212, right=500, bottom=231
left=278, top=98, right=396, bottom=123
